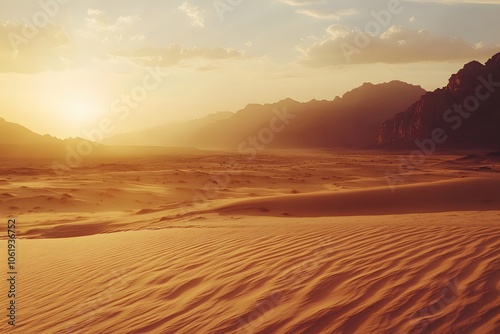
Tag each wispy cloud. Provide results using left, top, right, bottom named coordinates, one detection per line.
left=178, top=2, right=205, bottom=27
left=0, top=22, right=71, bottom=73
left=84, top=10, right=141, bottom=33
left=111, top=45, right=245, bottom=67
left=298, top=24, right=500, bottom=66
left=277, top=0, right=326, bottom=6
left=296, top=8, right=357, bottom=19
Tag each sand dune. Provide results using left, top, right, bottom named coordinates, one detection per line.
left=5, top=212, right=499, bottom=333
left=212, top=177, right=500, bottom=217
left=1, top=152, right=499, bottom=333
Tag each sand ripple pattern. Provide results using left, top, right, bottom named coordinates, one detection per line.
left=7, top=213, right=499, bottom=334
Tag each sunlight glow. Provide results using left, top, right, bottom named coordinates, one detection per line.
left=61, top=97, right=105, bottom=127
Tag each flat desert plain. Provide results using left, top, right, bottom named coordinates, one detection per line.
left=0, top=151, right=499, bottom=333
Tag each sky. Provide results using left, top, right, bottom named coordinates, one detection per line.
left=0, top=0, right=499, bottom=138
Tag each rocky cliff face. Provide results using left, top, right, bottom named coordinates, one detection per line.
left=377, top=52, right=500, bottom=147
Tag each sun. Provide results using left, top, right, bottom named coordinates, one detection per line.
left=61, top=97, right=105, bottom=127
left=68, top=103, right=97, bottom=122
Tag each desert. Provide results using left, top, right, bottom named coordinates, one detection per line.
left=1, top=1, right=500, bottom=333
left=1, top=150, right=499, bottom=333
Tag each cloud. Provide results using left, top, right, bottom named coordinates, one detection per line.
left=87, top=8, right=103, bottom=16
left=83, top=10, right=141, bottom=34
left=0, top=22, right=71, bottom=73
left=0, top=9, right=147, bottom=73
left=19, top=7, right=245, bottom=71
left=276, top=0, right=356, bottom=20
left=75, top=9, right=144, bottom=51
left=277, top=0, right=326, bottom=5
left=62, top=9, right=147, bottom=70
left=130, top=34, right=146, bottom=42
left=178, top=2, right=205, bottom=27
left=298, top=25, right=500, bottom=66
left=111, top=45, right=245, bottom=67
left=296, top=8, right=357, bottom=19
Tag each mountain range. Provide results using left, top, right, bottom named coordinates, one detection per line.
left=104, top=81, right=426, bottom=149
left=0, top=117, right=72, bottom=158
left=1, top=52, right=500, bottom=158
left=0, top=117, right=199, bottom=161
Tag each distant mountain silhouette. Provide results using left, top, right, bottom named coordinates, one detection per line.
left=106, top=81, right=425, bottom=149
left=0, top=117, right=68, bottom=158
left=0, top=118, right=197, bottom=161
left=378, top=52, right=500, bottom=148
left=189, top=81, right=425, bottom=149
left=104, top=112, right=234, bottom=147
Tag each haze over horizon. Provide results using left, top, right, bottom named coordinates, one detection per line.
left=1, top=0, right=499, bottom=139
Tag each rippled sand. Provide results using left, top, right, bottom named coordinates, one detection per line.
left=9, top=213, right=500, bottom=333
left=1, top=152, right=499, bottom=333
